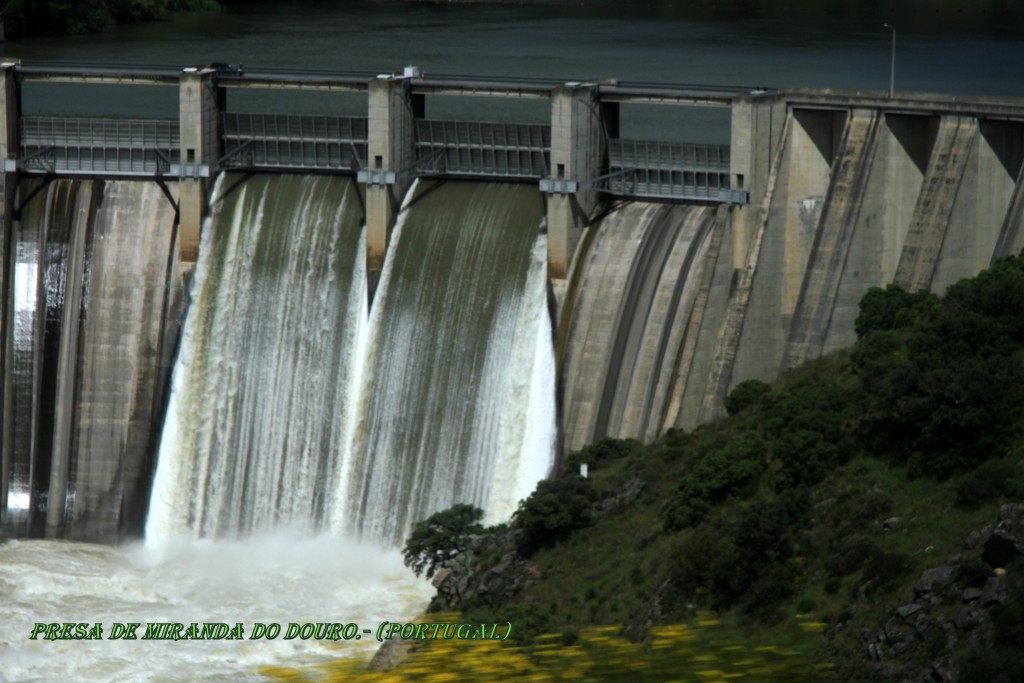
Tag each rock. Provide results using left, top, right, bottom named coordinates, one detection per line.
left=961, top=587, right=983, bottom=603
left=880, top=516, right=904, bottom=531
left=963, top=527, right=992, bottom=551
left=368, top=638, right=416, bottom=671
left=896, top=603, right=923, bottom=619
left=998, top=502, right=1023, bottom=524
left=982, top=504, right=1024, bottom=568
left=594, top=477, right=644, bottom=517
left=980, top=575, right=1007, bottom=606
left=953, top=608, right=982, bottom=631
left=914, top=566, right=953, bottom=597
left=917, top=657, right=953, bottom=683
left=623, top=578, right=671, bottom=641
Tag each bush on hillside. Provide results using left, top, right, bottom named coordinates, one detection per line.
left=854, top=284, right=937, bottom=337
left=955, top=458, right=1024, bottom=509
left=513, top=476, right=596, bottom=556
left=402, top=503, right=485, bottom=579
left=860, top=548, right=910, bottom=593
left=564, top=437, right=642, bottom=475
left=853, top=258, right=1024, bottom=478
left=708, top=490, right=809, bottom=611
left=663, top=432, right=767, bottom=531
left=669, top=524, right=728, bottom=596
left=725, top=379, right=771, bottom=415
left=0, top=0, right=220, bottom=38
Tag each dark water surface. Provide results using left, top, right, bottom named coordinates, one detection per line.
left=5, top=0, right=1023, bottom=140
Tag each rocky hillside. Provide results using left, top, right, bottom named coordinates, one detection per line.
left=399, top=256, right=1024, bottom=682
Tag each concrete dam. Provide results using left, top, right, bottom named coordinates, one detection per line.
left=2, top=62, right=1023, bottom=545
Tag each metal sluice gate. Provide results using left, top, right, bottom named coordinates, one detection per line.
left=18, top=116, right=179, bottom=176
left=15, top=113, right=740, bottom=203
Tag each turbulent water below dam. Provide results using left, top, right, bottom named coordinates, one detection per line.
left=0, top=535, right=433, bottom=682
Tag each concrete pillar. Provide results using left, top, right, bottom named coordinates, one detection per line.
left=364, top=76, right=418, bottom=297
left=729, top=95, right=786, bottom=268
left=0, top=60, right=18, bottom=525
left=546, top=84, right=604, bottom=281
left=178, top=68, right=220, bottom=263
left=894, top=116, right=977, bottom=292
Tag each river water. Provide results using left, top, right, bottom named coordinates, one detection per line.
left=5, top=1, right=1024, bottom=138
left=1, top=2, right=1023, bottom=681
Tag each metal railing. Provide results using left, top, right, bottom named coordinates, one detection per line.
left=221, top=113, right=368, bottom=171
left=414, top=119, right=550, bottom=179
left=607, top=140, right=732, bottom=201
left=19, top=116, right=179, bottom=175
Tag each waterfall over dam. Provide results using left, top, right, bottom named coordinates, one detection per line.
left=341, top=181, right=553, bottom=543
left=145, top=176, right=554, bottom=547
left=147, top=175, right=368, bottom=544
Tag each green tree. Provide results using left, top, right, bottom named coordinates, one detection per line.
left=725, top=378, right=771, bottom=415
left=853, top=258, right=1024, bottom=477
left=513, top=476, right=595, bottom=556
left=854, top=283, right=937, bottom=337
left=402, top=503, right=484, bottom=579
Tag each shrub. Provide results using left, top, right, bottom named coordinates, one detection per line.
left=955, top=458, right=1024, bottom=509
left=663, top=432, right=767, bottom=531
left=742, top=564, right=795, bottom=622
left=564, top=437, right=641, bottom=475
left=854, top=283, right=937, bottom=337
left=670, top=525, right=728, bottom=595
left=853, top=261, right=1024, bottom=478
left=725, top=379, right=771, bottom=415
left=825, top=536, right=876, bottom=578
left=709, top=491, right=808, bottom=609
left=402, top=503, right=484, bottom=579
left=861, top=548, right=910, bottom=592
left=831, top=490, right=893, bottom=536
left=796, top=597, right=817, bottom=614
left=513, top=476, right=595, bottom=556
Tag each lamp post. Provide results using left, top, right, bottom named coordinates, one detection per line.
left=883, top=23, right=896, bottom=98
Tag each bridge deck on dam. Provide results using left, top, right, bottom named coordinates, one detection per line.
left=15, top=113, right=735, bottom=201
left=5, top=62, right=754, bottom=206
left=19, top=116, right=179, bottom=176
left=221, top=113, right=368, bottom=172
left=606, top=140, right=731, bottom=201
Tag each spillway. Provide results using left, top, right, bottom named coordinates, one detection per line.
left=339, top=181, right=554, bottom=544
left=146, top=174, right=367, bottom=544
left=146, top=177, right=554, bottom=547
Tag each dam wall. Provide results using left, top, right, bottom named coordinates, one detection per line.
left=4, top=61, right=1024, bottom=538
left=560, top=92, right=1024, bottom=454
left=3, top=178, right=183, bottom=541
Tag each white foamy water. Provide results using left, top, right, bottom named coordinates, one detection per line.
left=339, top=182, right=553, bottom=543
left=0, top=535, right=433, bottom=682
left=488, top=235, right=557, bottom=524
